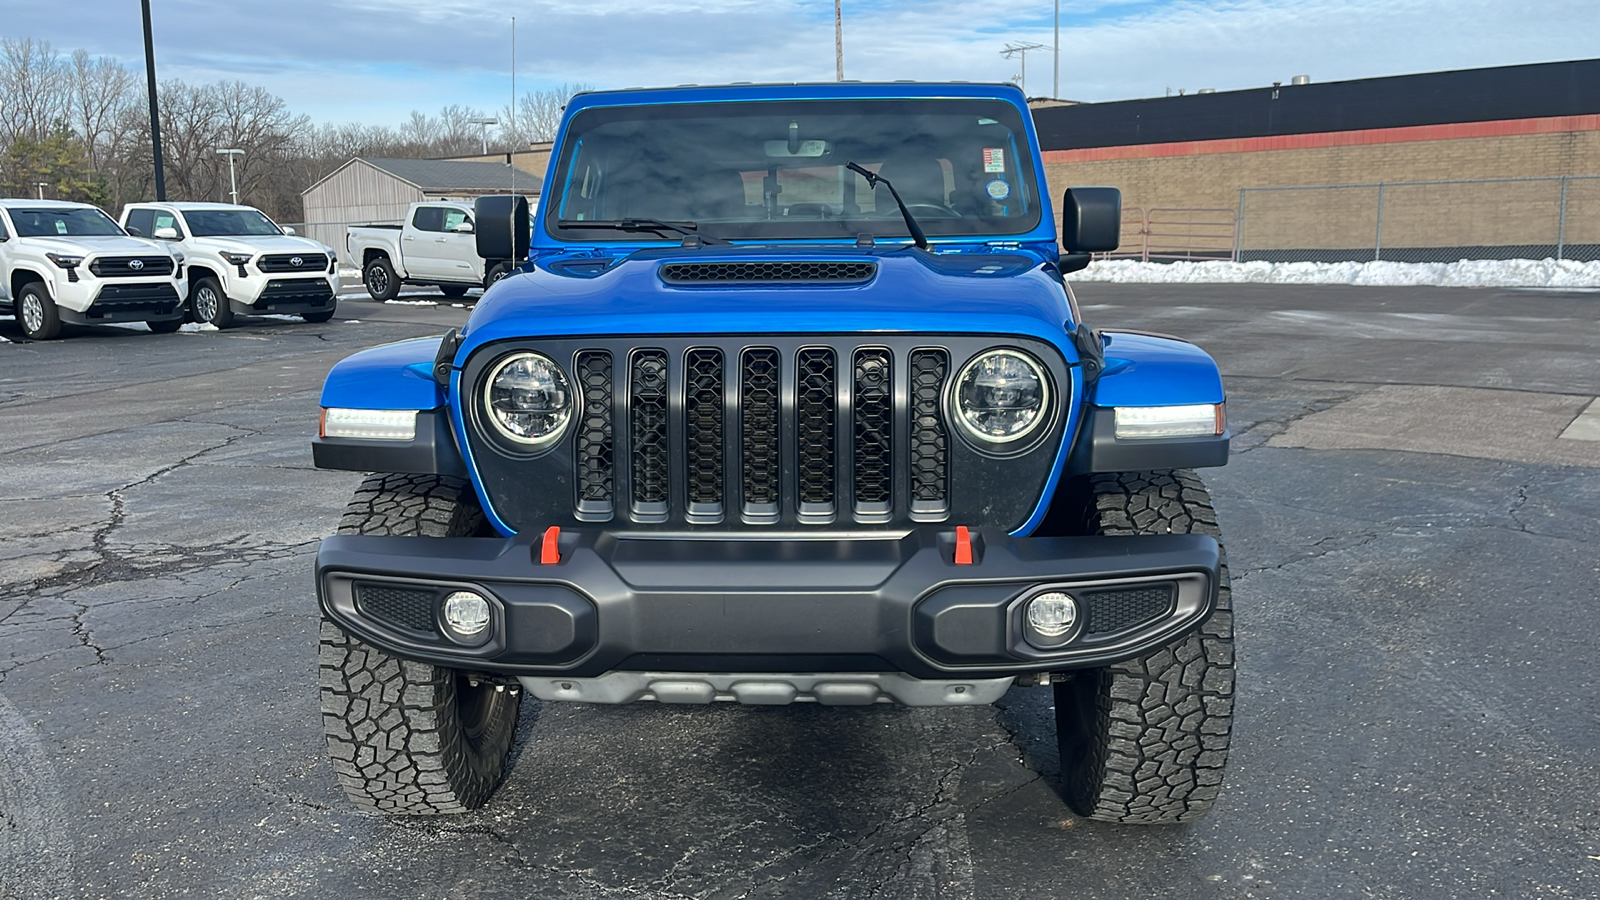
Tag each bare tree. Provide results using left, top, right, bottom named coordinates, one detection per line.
left=501, top=83, right=592, bottom=147
left=69, top=49, right=138, bottom=173
left=0, top=38, right=72, bottom=144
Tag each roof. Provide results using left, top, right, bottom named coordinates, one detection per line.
left=133, top=201, right=259, bottom=211
left=356, top=158, right=537, bottom=193
left=0, top=198, right=97, bottom=209
left=566, top=81, right=1029, bottom=113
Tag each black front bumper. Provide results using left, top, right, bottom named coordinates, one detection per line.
left=62, top=283, right=184, bottom=325
left=317, top=528, right=1220, bottom=679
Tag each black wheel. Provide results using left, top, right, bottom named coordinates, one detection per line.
left=1054, top=470, right=1235, bottom=824
left=363, top=256, right=400, bottom=301
left=439, top=284, right=470, bottom=299
left=147, top=318, right=183, bottom=333
left=189, top=276, right=234, bottom=328
left=301, top=303, right=336, bottom=323
left=485, top=262, right=513, bottom=289
left=319, top=474, right=521, bottom=814
left=17, top=283, right=61, bottom=340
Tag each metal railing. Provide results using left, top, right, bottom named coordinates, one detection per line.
left=1103, top=207, right=1238, bottom=262
left=1237, top=175, right=1600, bottom=264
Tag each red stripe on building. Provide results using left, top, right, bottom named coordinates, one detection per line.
left=1040, top=115, right=1600, bottom=163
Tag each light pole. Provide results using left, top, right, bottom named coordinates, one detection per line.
left=1001, top=42, right=1047, bottom=97
left=468, top=117, right=499, bottom=156
left=141, top=0, right=166, bottom=201
left=35, top=182, right=48, bottom=200
left=1053, top=0, right=1060, bottom=99
left=835, top=0, right=844, bottom=81
left=216, top=148, right=243, bottom=204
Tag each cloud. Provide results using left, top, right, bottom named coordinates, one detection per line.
left=2, top=0, right=1594, bottom=124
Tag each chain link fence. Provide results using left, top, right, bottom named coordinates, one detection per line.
left=1237, top=175, right=1600, bottom=263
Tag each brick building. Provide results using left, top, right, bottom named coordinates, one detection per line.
left=1032, top=59, right=1600, bottom=261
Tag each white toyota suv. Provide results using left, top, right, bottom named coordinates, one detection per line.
left=120, top=202, right=338, bottom=328
left=0, top=199, right=187, bottom=340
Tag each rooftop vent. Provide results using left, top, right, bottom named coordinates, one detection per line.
left=1291, top=74, right=1311, bottom=85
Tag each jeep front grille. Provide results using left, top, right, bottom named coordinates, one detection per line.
left=464, top=336, right=1068, bottom=533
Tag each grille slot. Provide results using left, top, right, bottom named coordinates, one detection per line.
left=1083, top=585, right=1177, bottom=636
left=909, top=350, right=949, bottom=515
left=852, top=348, right=893, bottom=518
left=660, top=261, right=876, bottom=284
left=354, top=583, right=437, bottom=634
left=796, top=349, right=836, bottom=515
left=741, top=348, right=782, bottom=521
left=258, top=252, right=329, bottom=273
left=630, top=350, right=669, bottom=517
left=89, top=256, right=174, bottom=277
left=686, top=348, right=725, bottom=514
left=575, top=351, right=614, bottom=516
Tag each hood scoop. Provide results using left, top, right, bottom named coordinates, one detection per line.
left=659, top=260, right=877, bottom=285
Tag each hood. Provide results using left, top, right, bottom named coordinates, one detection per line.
left=27, top=234, right=178, bottom=258
left=191, top=234, right=332, bottom=256
left=460, top=246, right=1076, bottom=355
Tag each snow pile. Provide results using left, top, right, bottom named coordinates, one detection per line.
left=179, top=322, right=219, bottom=333
left=1075, top=258, right=1600, bottom=288
left=338, top=267, right=361, bottom=278
left=385, top=299, right=437, bottom=306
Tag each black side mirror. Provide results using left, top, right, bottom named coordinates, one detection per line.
left=1060, top=186, right=1121, bottom=251
left=474, top=195, right=530, bottom=262
left=126, top=226, right=143, bottom=236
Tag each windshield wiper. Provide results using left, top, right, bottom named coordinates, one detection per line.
left=556, top=218, right=727, bottom=245
left=845, top=161, right=929, bottom=250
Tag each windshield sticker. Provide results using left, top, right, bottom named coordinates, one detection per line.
left=56, top=220, right=67, bottom=234
left=983, top=147, right=1006, bottom=173
left=985, top=179, right=1011, bottom=201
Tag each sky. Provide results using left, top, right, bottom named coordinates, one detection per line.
left=2, top=0, right=1597, bottom=127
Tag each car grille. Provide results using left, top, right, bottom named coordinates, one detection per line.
left=464, top=336, right=1069, bottom=534
left=659, top=261, right=876, bottom=284
left=257, top=253, right=329, bottom=273
left=89, top=256, right=174, bottom=277
left=257, top=278, right=335, bottom=307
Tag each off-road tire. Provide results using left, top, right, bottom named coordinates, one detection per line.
left=439, top=284, right=470, bottom=299
left=189, top=276, right=234, bottom=329
left=363, top=256, right=400, bottom=301
left=17, top=283, right=61, bottom=340
left=319, top=474, right=520, bottom=814
left=1055, top=469, right=1234, bottom=824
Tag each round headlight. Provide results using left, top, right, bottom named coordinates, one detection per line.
left=950, top=349, right=1050, bottom=446
left=483, top=352, right=572, bottom=448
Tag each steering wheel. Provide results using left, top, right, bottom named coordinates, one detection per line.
left=903, top=203, right=962, bottom=219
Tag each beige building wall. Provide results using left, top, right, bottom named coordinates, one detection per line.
left=1041, top=122, right=1600, bottom=251
left=300, top=160, right=425, bottom=251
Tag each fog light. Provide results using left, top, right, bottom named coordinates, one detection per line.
left=441, top=591, right=492, bottom=640
left=1024, top=592, right=1079, bottom=648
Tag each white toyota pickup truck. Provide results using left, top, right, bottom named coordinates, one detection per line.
left=120, top=202, right=338, bottom=328
left=0, top=199, right=187, bottom=340
left=346, top=200, right=524, bottom=301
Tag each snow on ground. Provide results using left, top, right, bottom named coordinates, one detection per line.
left=384, top=299, right=438, bottom=306
left=1075, top=258, right=1600, bottom=289
left=338, top=267, right=361, bottom=278
left=179, top=323, right=219, bottom=333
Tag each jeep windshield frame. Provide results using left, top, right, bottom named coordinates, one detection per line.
left=544, top=97, right=1042, bottom=244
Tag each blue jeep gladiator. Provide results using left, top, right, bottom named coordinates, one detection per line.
left=311, top=81, right=1234, bottom=824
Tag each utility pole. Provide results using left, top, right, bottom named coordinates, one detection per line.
left=1053, top=0, right=1060, bottom=99
left=835, top=1, right=844, bottom=81
left=141, top=0, right=166, bottom=200
left=1001, top=42, right=1047, bottom=97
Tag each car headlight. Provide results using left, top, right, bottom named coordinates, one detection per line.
left=949, top=349, right=1050, bottom=447
left=483, top=352, right=572, bottom=448
left=221, top=251, right=252, bottom=266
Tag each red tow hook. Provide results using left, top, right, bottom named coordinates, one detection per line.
left=540, top=526, right=562, bottom=564
left=954, top=526, right=974, bottom=565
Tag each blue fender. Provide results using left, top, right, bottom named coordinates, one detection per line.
left=318, top=337, right=446, bottom=410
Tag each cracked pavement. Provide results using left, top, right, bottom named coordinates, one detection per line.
left=2, top=284, right=1599, bottom=900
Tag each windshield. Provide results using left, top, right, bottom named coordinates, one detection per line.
left=185, top=209, right=284, bottom=237
left=8, top=207, right=125, bottom=237
left=546, top=98, right=1041, bottom=243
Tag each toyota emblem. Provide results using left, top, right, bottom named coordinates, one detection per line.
left=129, top=259, right=145, bottom=270
left=290, top=256, right=303, bottom=267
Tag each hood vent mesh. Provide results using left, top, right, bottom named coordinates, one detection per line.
left=660, top=261, right=876, bottom=285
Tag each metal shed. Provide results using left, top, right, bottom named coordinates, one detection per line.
left=298, top=157, right=539, bottom=252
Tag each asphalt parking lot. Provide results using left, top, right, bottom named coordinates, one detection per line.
left=1, top=280, right=1598, bottom=900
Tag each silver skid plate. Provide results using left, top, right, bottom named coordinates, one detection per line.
left=517, top=672, right=1017, bottom=706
